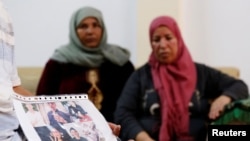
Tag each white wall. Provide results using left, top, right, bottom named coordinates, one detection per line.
left=180, top=0, right=250, bottom=91
left=3, top=0, right=250, bottom=90
left=3, top=0, right=136, bottom=67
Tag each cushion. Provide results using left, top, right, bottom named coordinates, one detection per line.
left=17, top=67, right=43, bottom=95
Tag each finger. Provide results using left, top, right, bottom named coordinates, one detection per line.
left=108, top=122, right=121, bottom=136
left=209, top=105, right=219, bottom=119
left=209, top=106, right=223, bottom=120
left=108, top=122, right=116, bottom=128
left=113, top=125, right=121, bottom=136
left=209, top=111, right=218, bottom=119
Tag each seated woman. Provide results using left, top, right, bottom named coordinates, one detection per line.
left=36, top=6, right=135, bottom=123
left=114, top=15, right=249, bottom=141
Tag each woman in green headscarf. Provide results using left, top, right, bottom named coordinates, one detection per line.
left=36, top=6, right=135, bottom=123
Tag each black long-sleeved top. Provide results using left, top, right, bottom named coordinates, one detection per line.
left=114, top=63, right=249, bottom=141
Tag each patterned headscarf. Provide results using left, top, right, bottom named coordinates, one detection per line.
left=51, top=6, right=130, bottom=67
left=149, top=16, right=197, bottom=141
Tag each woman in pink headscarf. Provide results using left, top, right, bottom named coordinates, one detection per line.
left=114, top=15, right=248, bottom=141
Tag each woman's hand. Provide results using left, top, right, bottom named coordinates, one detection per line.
left=108, top=122, right=121, bottom=136
left=135, top=131, right=155, bottom=141
left=209, top=95, right=232, bottom=120
left=108, top=122, right=135, bottom=141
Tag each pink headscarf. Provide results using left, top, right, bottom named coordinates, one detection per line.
left=149, top=16, right=197, bottom=141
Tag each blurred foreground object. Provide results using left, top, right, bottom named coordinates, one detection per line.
left=212, top=97, right=250, bottom=125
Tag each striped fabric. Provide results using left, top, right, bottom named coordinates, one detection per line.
left=0, top=0, right=20, bottom=87
left=0, top=0, right=14, bottom=62
left=0, top=2, right=23, bottom=141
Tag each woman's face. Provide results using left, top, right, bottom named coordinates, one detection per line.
left=151, top=26, right=178, bottom=64
left=76, top=17, right=103, bottom=48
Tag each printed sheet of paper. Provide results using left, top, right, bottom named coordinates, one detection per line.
left=12, top=94, right=117, bottom=141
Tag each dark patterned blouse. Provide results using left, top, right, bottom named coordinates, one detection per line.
left=37, top=59, right=134, bottom=122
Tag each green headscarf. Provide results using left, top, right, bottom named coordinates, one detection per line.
left=51, top=6, right=130, bottom=67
